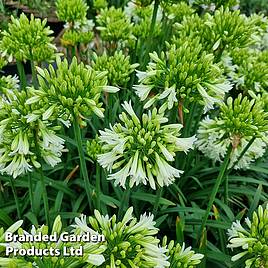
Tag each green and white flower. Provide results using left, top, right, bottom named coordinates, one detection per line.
left=0, top=89, right=65, bottom=178
left=28, top=56, right=117, bottom=123
left=162, top=236, right=204, bottom=267
left=134, top=38, right=232, bottom=113
left=72, top=207, right=170, bottom=267
left=0, top=13, right=56, bottom=62
left=196, top=94, right=268, bottom=169
left=97, top=101, right=195, bottom=189
left=227, top=204, right=268, bottom=267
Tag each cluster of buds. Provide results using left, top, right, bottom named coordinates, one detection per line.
left=97, top=101, right=196, bottom=189
left=227, top=205, right=268, bottom=267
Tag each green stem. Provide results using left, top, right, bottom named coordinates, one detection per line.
left=118, top=187, right=130, bottom=220
left=16, top=61, right=27, bottom=89
left=95, top=163, right=101, bottom=211
left=9, top=177, right=21, bottom=219
left=30, top=60, right=38, bottom=88
left=28, top=173, right=34, bottom=213
left=39, top=168, right=50, bottom=227
left=153, top=187, right=163, bottom=216
left=198, top=146, right=232, bottom=246
left=149, top=0, right=160, bottom=38
left=73, top=119, right=93, bottom=210
left=223, top=136, right=256, bottom=204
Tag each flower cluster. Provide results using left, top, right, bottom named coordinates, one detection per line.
left=56, top=0, right=88, bottom=22
left=0, top=216, right=106, bottom=267
left=162, top=236, right=204, bottom=267
left=196, top=94, right=268, bottom=169
left=96, top=7, right=134, bottom=46
left=87, top=135, right=103, bottom=161
left=72, top=207, right=169, bottom=267
left=0, top=74, right=19, bottom=95
left=227, top=205, right=268, bottom=267
left=0, top=89, right=65, bottom=178
left=223, top=48, right=268, bottom=93
left=164, top=2, right=194, bottom=22
left=97, top=101, right=196, bottom=189
left=175, top=8, right=261, bottom=59
left=134, top=38, right=231, bottom=112
left=0, top=13, right=56, bottom=62
left=28, top=56, right=118, bottom=123
left=92, top=51, right=139, bottom=87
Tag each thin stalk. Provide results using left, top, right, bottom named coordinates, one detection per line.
left=198, top=146, right=232, bottom=246
left=223, top=136, right=256, bottom=204
left=95, top=163, right=101, bottom=211
left=30, top=60, right=38, bottom=88
left=149, top=0, right=160, bottom=39
left=16, top=61, right=27, bottom=89
left=28, top=173, right=34, bottom=213
left=118, top=187, right=130, bottom=220
left=143, top=0, right=160, bottom=67
left=73, top=118, right=93, bottom=210
left=153, top=187, right=163, bottom=216
left=9, top=177, right=21, bottom=219
left=39, top=168, right=50, bottom=227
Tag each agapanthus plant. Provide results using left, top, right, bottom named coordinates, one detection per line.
left=0, top=74, right=19, bottom=95
left=28, top=56, right=118, bottom=122
left=162, top=236, right=204, bottom=267
left=0, top=89, right=65, bottom=178
left=134, top=38, right=231, bottom=113
left=96, top=7, right=134, bottom=48
left=0, top=216, right=106, bottom=267
left=97, top=101, right=196, bottom=189
left=175, top=8, right=261, bottom=60
left=227, top=204, right=268, bottom=267
left=56, top=0, right=88, bottom=23
left=223, top=48, right=268, bottom=93
left=72, top=207, right=169, bottom=267
left=92, top=51, right=139, bottom=87
left=0, top=13, right=56, bottom=63
left=196, top=94, right=268, bottom=169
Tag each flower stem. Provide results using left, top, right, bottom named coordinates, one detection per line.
left=198, top=146, right=232, bottom=246
left=30, top=60, right=38, bottom=88
left=95, top=163, right=101, bottom=211
left=153, top=187, right=163, bottom=216
left=224, top=136, right=256, bottom=204
left=9, top=177, right=21, bottom=219
left=73, top=118, right=93, bottom=210
left=16, top=61, right=27, bottom=89
left=39, top=168, right=50, bottom=228
left=28, top=173, right=34, bottom=213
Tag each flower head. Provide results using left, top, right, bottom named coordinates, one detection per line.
left=56, top=0, right=88, bottom=22
left=196, top=94, right=268, bottom=169
left=162, top=236, right=204, bottom=267
left=227, top=205, right=268, bottom=267
left=97, top=101, right=195, bottom=189
left=96, top=7, right=134, bottom=45
left=0, top=89, right=65, bottom=178
left=0, top=13, right=56, bottom=62
left=134, top=38, right=231, bottom=112
left=72, top=207, right=169, bottom=267
left=92, top=51, right=139, bottom=87
left=29, top=56, right=111, bottom=122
